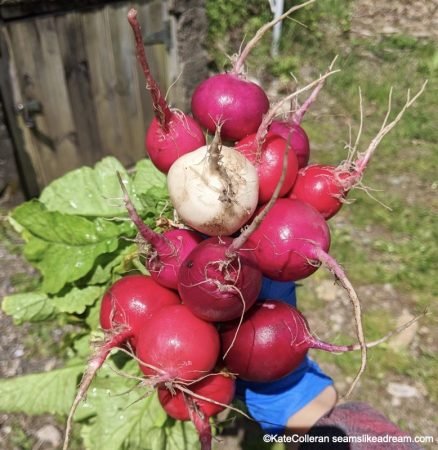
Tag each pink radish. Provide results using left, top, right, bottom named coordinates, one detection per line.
left=289, top=164, right=352, bottom=219
left=289, top=83, right=427, bottom=219
left=191, top=74, right=269, bottom=142
left=99, top=275, right=181, bottom=347
left=135, top=304, right=220, bottom=382
left=63, top=275, right=180, bottom=450
left=158, top=373, right=236, bottom=450
left=128, top=9, right=205, bottom=173
left=245, top=199, right=330, bottom=282
left=191, top=1, right=314, bottom=142
left=118, top=173, right=203, bottom=289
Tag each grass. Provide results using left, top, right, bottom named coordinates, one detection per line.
left=301, top=29, right=437, bottom=414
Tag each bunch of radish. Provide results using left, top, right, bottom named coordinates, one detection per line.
left=63, top=5, right=426, bottom=450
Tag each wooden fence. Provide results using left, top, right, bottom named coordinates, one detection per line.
left=0, top=0, right=178, bottom=196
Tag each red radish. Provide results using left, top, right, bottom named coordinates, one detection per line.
left=269, top=121, right=310, bottom=169
left=289, top=82, right=428, bottom=219
left=191, top=74, right=269, bottom=142
left=63, top=275, right=180, bottom=450
left=118, top=173, right=203, bottom=289
left=158, top=373, right=235, bottom=420
left=99, top=275, right=181, bottom=347
left=269, top=57, right=338, bottom=168
left=136, top=304, right=220, bottom=382
left=245, top=198, right=330, bottom=282
left=128, top=10, right=205, bottom=173
left=236, top=127, right=299, bottom=206
left=191, top=1, right=314, bottom=141
left=221, top=300, right=360, bottom=381
left=158, top=373, right=236, bottom=450
left=235, top=70, right=338, bottom=204
left=243, top=198, right=367, bottom=396
left=289, top=164, right=351, bottom=219
left=221, top=300, right=424, bottom=383
left=178, top=236, right=262, bottom=322
left=167, top=126, right=259, bottom=236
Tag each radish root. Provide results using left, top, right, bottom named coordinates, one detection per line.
left=315, top=248, right=366, bottom=399
left=62, top=330, right=132, bottom=450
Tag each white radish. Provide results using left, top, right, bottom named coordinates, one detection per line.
left=167, top=128, right=259, bottom=236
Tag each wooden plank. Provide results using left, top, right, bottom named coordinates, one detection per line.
left=142, top=1, right=169, bottom=92
left=55, top=11, right=103, bottom=166
left=81, top=6, right=129, bottom=164
left=80, top=1, right=170, bottom=167
left=0, top=27, right=39, bottom=197
left=106, top=2, right=146, bottom=163
left=7, top=16, right=83, bottom=187
left=34, top=16, right=83, bottom=182
left=0, top=0, right=120, bottom=21
left=5, top=20, right=48, bottom=189
left=3, top=0, right=173, bottom=192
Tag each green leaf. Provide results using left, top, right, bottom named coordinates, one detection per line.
left=13, top=200, right=124, bottom=245
left=2, top=286, right=103, bottom=322
left=39, top=157, right=167, bottom=218
left=2, top=292, right=55, bottom=324
left=79, top=367, right=199, bottom=450
left=55, top=286, right=104, bottom=314
left=132, top=159, right=167, bottom=194
left=132, top=160, right=171, bottom=229
left=0, top=364, right=83, bottom=415
left=85, top=301, right=101, bottom=330
left=39, top=157, right=140, bottom=217
left=87, top=244, right=138, bottom=285
left=12, top=201, right=124, bottom=294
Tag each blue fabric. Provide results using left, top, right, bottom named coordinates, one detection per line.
left=236, top=277, right=334, bottom=434
left=258, top=276, right=297, bottom=306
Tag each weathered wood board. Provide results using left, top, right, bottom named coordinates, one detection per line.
left=1, top=0, right=171, bottom=192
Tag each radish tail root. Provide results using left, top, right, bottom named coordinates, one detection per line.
left=291, top=55, right=338, bottom=124
left=315, top=248, right=366, bottom=399
left=185, top=395, right=212, bottom=450
left=207, top=124, right=239, bottom=206
left=208, top=124, right=224, bottom=174
left=311, top=309, right=425, bottom=353
left=221, top=285, right=246, bottom=359
left=62, top=329, right=132, bottom=450
left=352, top=81, right=428, bottom=181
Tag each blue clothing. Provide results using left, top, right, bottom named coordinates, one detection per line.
left=257, top=277, right=297, bottom=305
left=236, top=277, right=334, bottom=433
